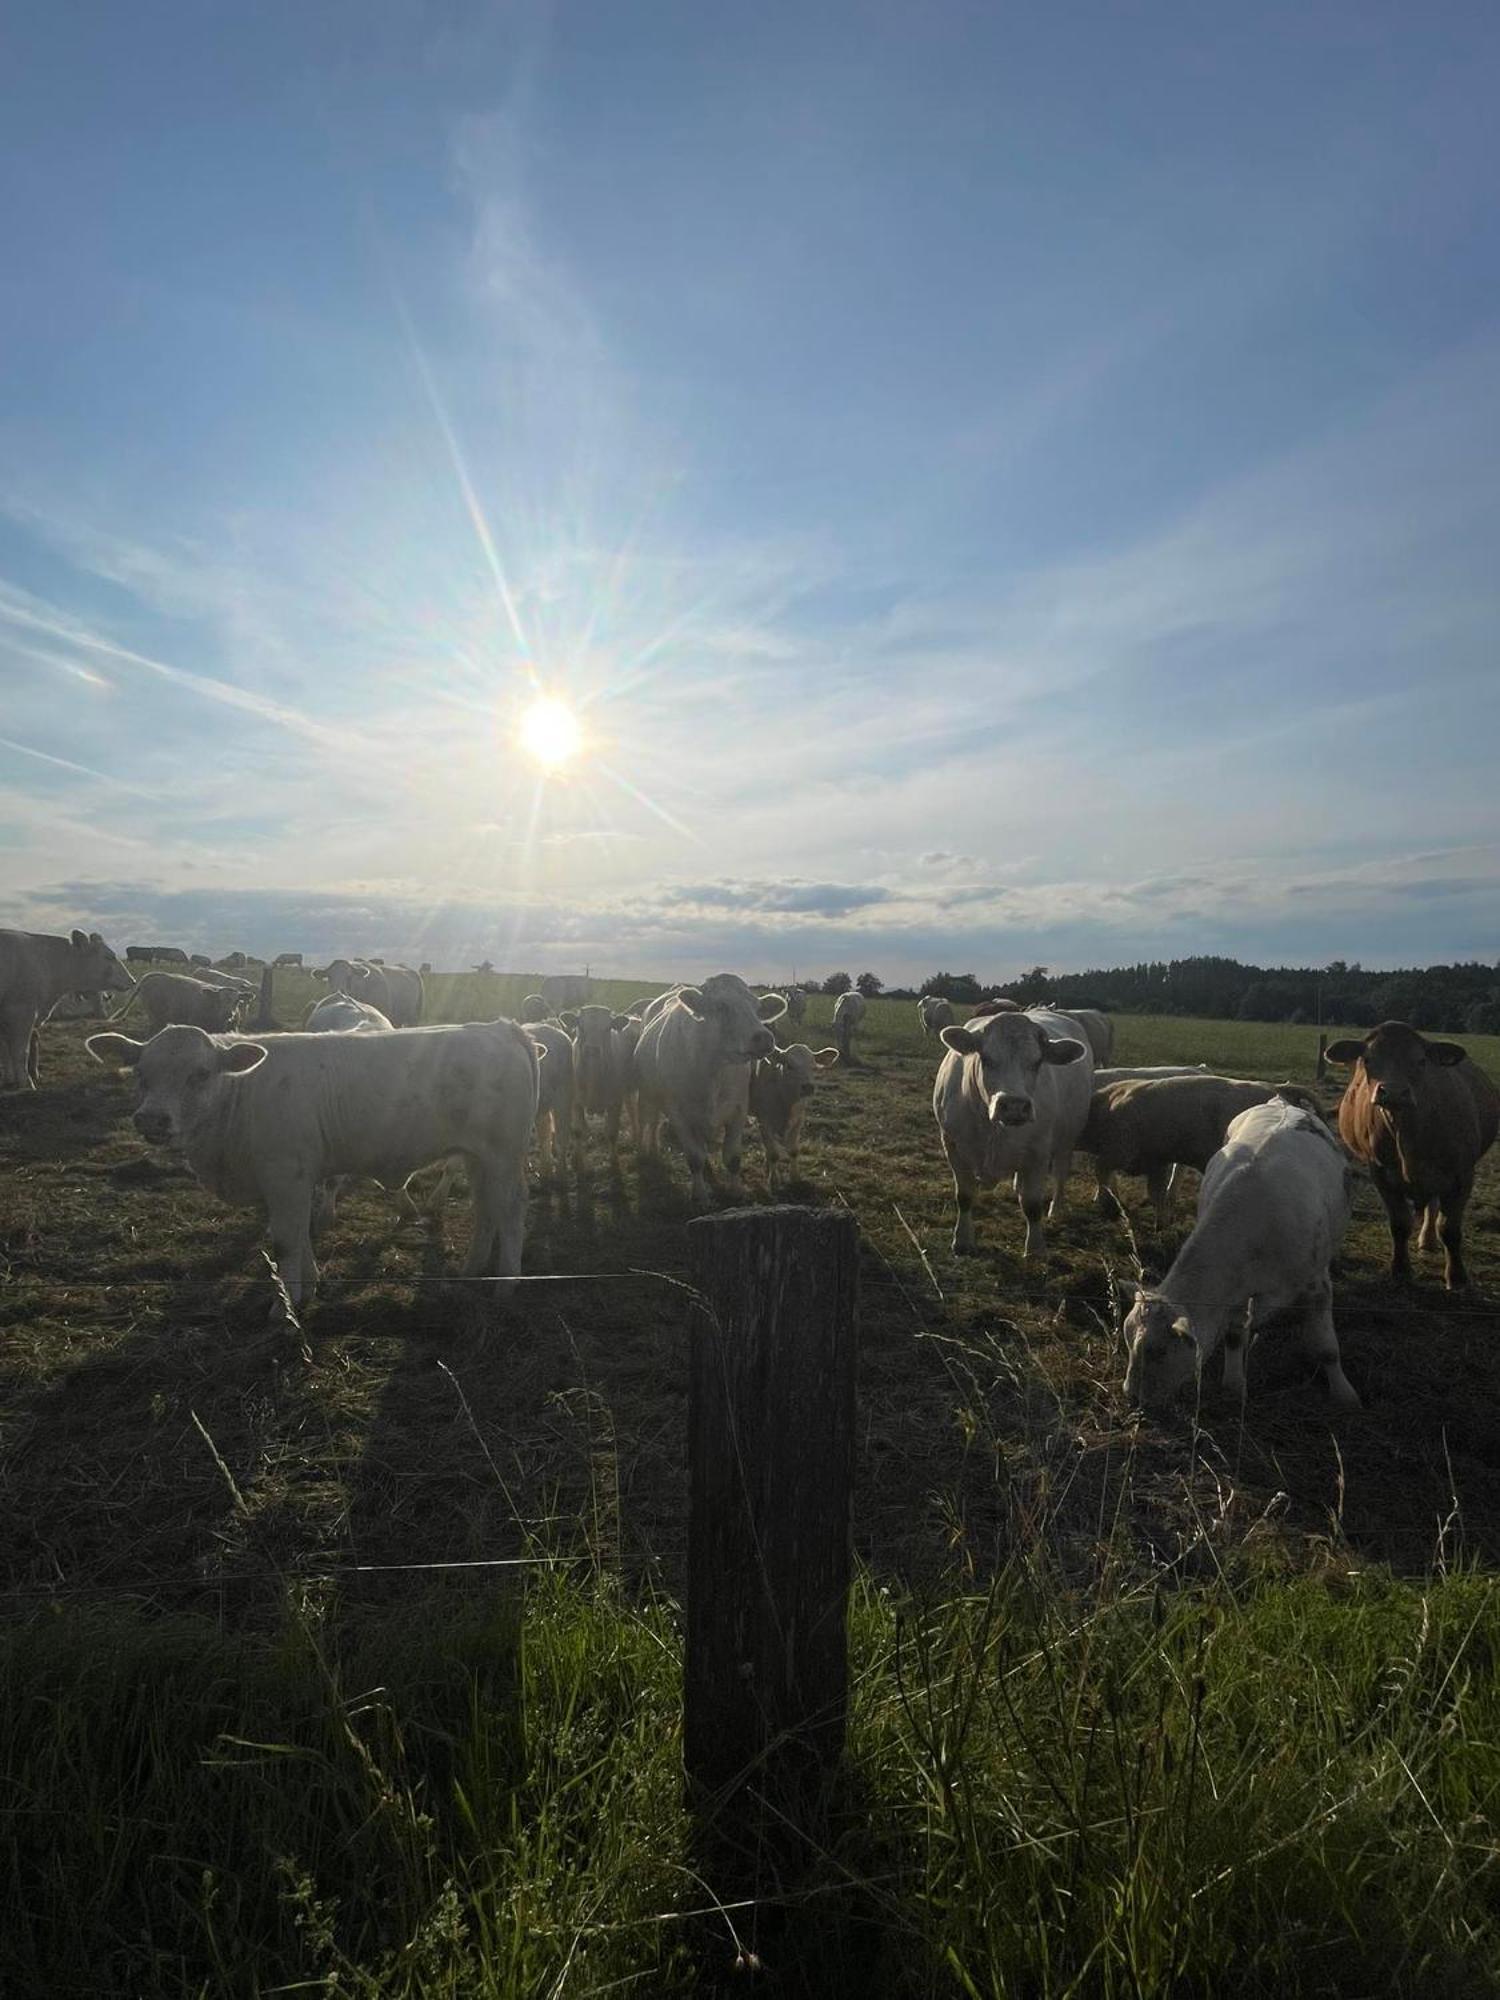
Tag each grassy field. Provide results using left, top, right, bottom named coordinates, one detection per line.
left=3, top=977, right=1500, bottom=1993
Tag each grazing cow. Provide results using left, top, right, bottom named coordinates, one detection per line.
left=110, top=971, right=246, bottom=1037
left=522, top=1017, right=577, bottom=1175
left=305, top=993, right=394, bottom=1034
left=633, top=973, right=787, bottom=1205
left=542, top=973, right=591, bottom=1010
left=781, top=986, right=808, bottom=1029
left=190, top=953, right=212, bottom=969
left=87, top=1020, right=539, bottom=1310
left=563, top=1003, right=637, bottom=1155
left=0, top=927, right=134, bottom=1089
left=918, top=995, right=955, bottom=1036
left=749, top=1042, right=840, bottom=1189
left=219, top=952, right=249, bottom=970
left=322, top=958, right=424, bottom=1028
left=1081, top=1074, right=1323, bottom=1228
left=156, top=947, right=190, bottom=965
left=832, top=989, right=866, bottom=1063
left=420, top=962, right=433, bottom=975
left=932, top=1007, right=1092, bottom=1256
left=274, top=952, right=303, bottom=969
left=1326, top=1021, right=1500, bottom=1290
left=1123, top=1097, right=1359, bottom=1410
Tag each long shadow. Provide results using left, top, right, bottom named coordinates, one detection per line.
left=0, top=1067, right=131, bottom=1166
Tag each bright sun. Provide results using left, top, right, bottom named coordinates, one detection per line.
left=518, top=695, right=584, bottom=771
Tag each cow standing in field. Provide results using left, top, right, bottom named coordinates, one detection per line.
left=633, top=974, right=787, bottom=1206
left=110, top=971, right=246, bottom=1036
left=322, top=958, right=424, bottom=1028
left=918, top=996, right=955, bottom=1036
left=1326, top=1021, right=1499, bottom=1291
left=932, top=1007, right=1093, bottom=1256
left=1081, top=1073, right=1324, bottom=1228
left=0, top=927, right=134, bottom=1089
left=749, top=1042, right=840, bottom=1190
left=780, top=986, right=808, bottom=1030
left=563, top=1003, right=637, bottom=1157
left=1123, top=1097, right=1359, bottom=1410
left=87, top=1020, right=540, bottom=1312
left=522, top=1017, right=577, bottom=1175
left=832, top=989, right=866, bottom=1063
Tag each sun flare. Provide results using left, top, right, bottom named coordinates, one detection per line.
left=518, top=695, right=584, bottom=771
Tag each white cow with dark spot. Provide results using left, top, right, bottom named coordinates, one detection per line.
left=918, top=996, right=955, bottom=1036
left=87, top=1020, right=539, bottom=1312
left=0, top=927, right=134, bottom=1088
left=109, top=971, right=245, bottom=1036
left=832, top=989, right=866, bottom=1063
left=633, top=974, right=787, bottom=1205
left=749, top=1042, right=839, bottom=1189
left=932, top=1007, right=1093, bottom=1256
left=1123, top=1096, right=1358, bottom=1410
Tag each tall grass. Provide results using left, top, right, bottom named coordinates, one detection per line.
left=6, top=1559, right=1499, bottom=1995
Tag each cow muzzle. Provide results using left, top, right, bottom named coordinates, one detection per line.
left=990, top=1095, right=1033, bottom=1127
left=1372, top=1084, right=1414, bottom=1112
left=744, top=1029, right=775, bottom=1059
left=133, top=1109, right=174, bottom=1145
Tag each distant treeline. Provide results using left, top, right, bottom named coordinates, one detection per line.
left=885, top=956, right=1500, bottom=1034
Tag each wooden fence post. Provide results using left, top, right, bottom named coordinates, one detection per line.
left=684, top=1205, right=859, bottom=1869
left=251, top=965, right=278, bottom=1032
left=1316, top=1032, right=1328, bottom=1081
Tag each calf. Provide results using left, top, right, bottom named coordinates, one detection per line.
left=563, top=1003, right=637, bottom=1155
left=111, top=971, right=246, bottom=1037
left=633, top=973, right=787, bottom=1205
left=0, top=926, right=133, bottom=1089
left=749, top=1042, right=839, bottom=1189
left=1123, top=1097, right=1358, bottom=1410
left=88, top=1020, right=539, bottom=1311
left=1326, top=1021, right=1499, bottom=1290
left=918, top=996, right=955, bottom=1035
left=832, top=989, right=866, bottom=1062
left=932, top=1007, right=1092, bottom=1256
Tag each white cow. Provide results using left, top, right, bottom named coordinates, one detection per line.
left=321, top=958, right=423, bottom=1028
left=1123, top=1096, right=1358, bottom=1410
left=633, top=973, right=787, bottom=1205
left=87, top=1021, right=539, bottom=1312
left=0, top=927, right=134, bottom=1089
left=305, top=993, right=394, bottom=1034
left=109, top=971, right=246, bottom=1037
left=832, top=989, right=866, bottom=1063
left=932, top=1006, right=1093, bottom=1256
left=918, top=995, right=955, bottom=1036
left=563, top=1003, right=637, bottom=1155
left=780, top=986, right=808, bottom=1029
left=749, top=1042, right=839, bottom=1190
left=523, top=1017, right=577, bottom=1175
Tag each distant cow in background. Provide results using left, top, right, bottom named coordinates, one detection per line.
left=274, top=952, right=303, bottom=969
left=832, top=989, right=866, bottom=1062
left=0, top=927, right=134, bottom=1087
left=125, top=946, right=154, bottom=964
left=156, top=947, right=190, bottom=965
left=110, top=972, right=245, bottom=1037
left=1327, top=1021, right=1500, bottom=1290
left=190, top=953, right=212, bottom=969
left=919, top=996, right=955, bottom=1035
left=219, top=952, right=249, bottom=970
left=780, top=986, right=807, bottom=1029
left=322, top=958, right=423, bottom=1028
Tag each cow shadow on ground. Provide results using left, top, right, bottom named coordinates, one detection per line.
left=0, top=1069, right=130, bottom=1166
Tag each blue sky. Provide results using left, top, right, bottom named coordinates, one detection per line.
left=2, top=0, right=1497, bottom=983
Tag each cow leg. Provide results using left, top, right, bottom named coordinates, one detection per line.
left=1436, top=1194, right=1471, bottom=1292
left=264, top=1183, right=317, bottom=1316
left=27, top=1026, right=40, bottom=1087
left=1146, top=1162, right=1174, bottom=1232
left=1301, top=1281, right=1359, bottom=1409
left=1094, top=1169, right=1125, bottom=1219
left=944, top=1139, right=978, bottom=1253
left=682, top=1137, right=712, bottom=1208
left=534, top=1111, right=555, bottom=1178
left=1415, top=1199, right=1442, bottom=1256
left=463, top=1158, right=528, bottom=1289
left=1047, top=1148, right=1072, bottom=1218
left=1370, top=1168, right=1415, bottom=1282
left=1018, top=1160, right=1050, bottom=1258
left=1221, top=1303, right=1250, bottom=1401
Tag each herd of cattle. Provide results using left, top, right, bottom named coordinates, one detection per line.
left=2, top=926, right=1497, bottom=1414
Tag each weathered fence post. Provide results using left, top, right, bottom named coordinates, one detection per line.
left=1316, top=1031, right=1328, bottom=1081
left=251, top=964, right=278, bottom=1032
left=684, top=1205, right=858, bottom=1870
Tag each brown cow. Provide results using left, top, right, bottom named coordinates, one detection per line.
left=1326, top=1021, right=1499, bottom=1290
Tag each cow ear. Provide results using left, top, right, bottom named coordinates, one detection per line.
left=1323, top=1039, right=1367, bottom=1065
left=677, top=986, right=708, bottom=1018
left=86, top=1032, right=144, bottom=1068
left=559, top=1011, right=579, bottom=1031
left=940, top=1024, right=982, bottom=1055
left=89, top=930, right=103, bottom=944
left=758, top=992, right=788, bottom=1022
left=1043, top=1035, right=1089, bottom=1065
left=70, top=928, right=88, bottom=949
left=218, top=1041, right=266, bottom=1074
left=530, top=1038, right=549, bottom=1062
left=1426, top=1040, right=1468, bottom=1067
left=814, top=1046, right=840, bottom=1068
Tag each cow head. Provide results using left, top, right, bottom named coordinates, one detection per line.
left=939, top=1011, right=1087, bottom=1127
left=206, top=986, right=245, bottom=1032
left=761, top=1042, right=840, bottom=1097
left=677, top=974, right=786, bottom=1061
left=70, top=929, right=134, bottom=993
left=320, top=957, right=360, bottom=994
left=87, top=1025, right=266, bottom=1145
left=1122, top=1292, right=1198, bottom=1407
left=1325, top=1020, right=1467, bottom=1113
